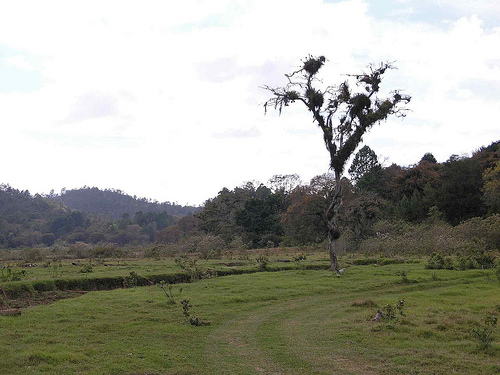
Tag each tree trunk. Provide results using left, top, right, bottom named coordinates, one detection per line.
left=328, top=232, right=340, bottom=273
left=326, top=170, right=343, bottom=275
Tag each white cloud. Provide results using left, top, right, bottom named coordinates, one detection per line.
left=0, top=1, right=498, bottom=205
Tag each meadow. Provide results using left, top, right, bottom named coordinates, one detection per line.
left=0, top=254, right=499, bottom=374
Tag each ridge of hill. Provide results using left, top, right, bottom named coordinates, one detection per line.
left=50, top=187, right=199, bottom=219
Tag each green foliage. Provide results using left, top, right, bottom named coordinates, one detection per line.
left=351, top=258, right=408, bottom=266
left=256, top=255, right=269, bottom=271
left=0, top=281, right=35, bottom=298
left=0, top=268, right=27, bottom=282
left=426, top=253, right=454, bottom=270
left=420, top=152, right=437, bottom=164
left=349, top=145, right=381, bottom=182
left=438, top=157, right=485, bottom=225
left=384, top=298, right=406, bottom=325
left=470, top=315, right=498, bottom=351
left=457, top=214, right=500, bottom=251
left=396, top=270, right=409, bottom=283
left=174, top=256, right=217, bottom=281
left=79, top=263, right=93, bottom=274
left=22, top=248, right=44, bottom=263
left=41, top=232, right=56, bottom=246
left=92, top=244, right=125, bottom=259
left=157, top=280, right=182, bottom=304
left=31, top=279, right=57, bottom=292
left=293, top=254, right=307, bottom=262
left=49, top=260, right=62, bottom=278
left=483, top=160, right=500, bottom=214
left=123, top=271, right=139, bottom=288
left=181, top=298, right=210, bottom=326
left=197, top=235, right=225, bottom=259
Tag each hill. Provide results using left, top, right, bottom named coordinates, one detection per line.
left=51, top=187, right=199, bottom=219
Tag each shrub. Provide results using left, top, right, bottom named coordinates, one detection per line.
left=92, top=243, right=125, bottom=259
left=70, top=242, right=93, bottom=259
left=175, top=256, right=205, bottom=281
left=22, top=248, right=44, bottom=263
left=197, top=235, right=225, bottom=259
left=123, top=271, right=139, bottom=288
left=384, top=298, right=406, bottom=325
left=256, top=255, right=269, bottom=271
left=144, top=246, right=162, bottom=260
left=79, top=263, right=93, bottom=274
left=293, top=254, right=307, bottom=262
left=396, top=270, right=409, bottom=283
left=470, top=315, right=498, bottom=351
left=0, top=268, right=27, bottom=282
left=426, top=253, right=453, bottom=270
left=1, top=281, right=35, bottom=299
left=457, top=215, right=500, bottom=250
left=31, top=280, right=57, bottom=292
left=180, top=298, right=210, bottom=326
left=157, top=280, right=181, bottom=304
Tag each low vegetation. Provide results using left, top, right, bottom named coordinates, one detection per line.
left=0, top=258, right=498, bottom=374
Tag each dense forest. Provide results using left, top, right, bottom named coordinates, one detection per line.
left=51, top=187, right=198, bottom=219
left=0, top=140, right=498, bottom=259
left=0, top=186, right=197, bottom=250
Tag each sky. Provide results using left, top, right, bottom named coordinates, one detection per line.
left=1, top=0, right=499, bottom=206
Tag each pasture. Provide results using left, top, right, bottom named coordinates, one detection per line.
left=0, top=256, right=499, bottom=374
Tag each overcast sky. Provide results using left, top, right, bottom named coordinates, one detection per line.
left=1, top=0, right=499, bottom=206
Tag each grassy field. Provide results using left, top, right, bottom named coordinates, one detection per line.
left=0, top=250, right=330, bottom=282
left=0, top=259, right=499, bottom=374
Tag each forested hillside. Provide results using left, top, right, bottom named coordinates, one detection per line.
left=51, top=187, right=199, bottom=219
left=0, top=141, right=498, bottom=258
left=0, top=185, right=196, bottom=250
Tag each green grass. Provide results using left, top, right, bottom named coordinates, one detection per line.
left=1, top=253, right=331, bottom=282
left=0, top=262, right=499, bottom=374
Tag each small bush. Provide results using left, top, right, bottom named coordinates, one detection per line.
left=175, top=256, right=206, bottom=281
left=384, top=298, right=406, bottom=324
left=70, top=242, right=93, bottom=259
left=372, top=298, right=406, bottom=325
left=0, top=268, right=27, bottom=282
left=123, top=271, right=139, bottom=288
left=1, top=281, right=35, bottom=299
left=256, top=255, right=269, bottom=271
left=31, top=280, right=57, bottom=292
left=181, top=298, right=210, bottom=326
left=470, top=315, right=497, bottom=351
left=22, top=248, right=44, bottom=263
left=157, top=280, right=182, bottom=304
left=197, top=235, right=225, bottom=259
left=396, top=270, right=409, bottom=283
left=79, top=263, right=93, bottom=274
left=426, top=253, right=453, bottom=270
left=293, top=254, right=307, bottom=262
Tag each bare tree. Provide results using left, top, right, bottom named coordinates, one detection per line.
left=263, top=55, right=410, bottom=275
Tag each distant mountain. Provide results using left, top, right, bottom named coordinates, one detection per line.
left=50, top=187, right=199, bottom=219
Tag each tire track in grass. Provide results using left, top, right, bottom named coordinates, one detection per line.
left=205, top=293, right=381, bottom=374
left=205, top=298, right=323, bottom=375
left=204, top=271, right=492, bottom=375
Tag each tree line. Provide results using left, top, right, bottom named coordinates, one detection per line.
left=0, top=140, right=498, bottom=253
left=158, top=140, right=499, bottom=253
